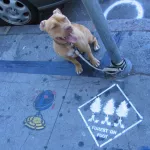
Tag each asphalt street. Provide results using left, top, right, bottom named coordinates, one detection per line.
left=41, top=0, right=150, bottom=22
left=1, top=0, right=150, bottom=25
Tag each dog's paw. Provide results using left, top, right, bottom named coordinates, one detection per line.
left=91, top=58, right=100, bottom=67
left=94, top=44, right=100, bottom=51
left=76, top=66, right=83, bottom=75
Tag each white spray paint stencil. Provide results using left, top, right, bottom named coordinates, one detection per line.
left=78, top=84, right=143, bottom=148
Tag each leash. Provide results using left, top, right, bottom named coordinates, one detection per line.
left=73, top=45, right=126, bottom=75
left=53, top=41, right=126, bottom=75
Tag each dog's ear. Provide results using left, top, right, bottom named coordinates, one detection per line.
left=53, top=8, right=62, bottom=14
left=40, top=20, right=46, bottom=31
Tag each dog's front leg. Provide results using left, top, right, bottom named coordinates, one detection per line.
left=84, top=45, right=100, bottom=67
left=66, top=57, right=83, bottom=75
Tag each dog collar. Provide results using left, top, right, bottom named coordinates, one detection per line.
left=54, top=40, right=73, bottom=46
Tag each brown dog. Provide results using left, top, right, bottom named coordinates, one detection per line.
left=40, top=8, right=100, bottom=74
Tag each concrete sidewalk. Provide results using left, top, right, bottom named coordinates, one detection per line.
left=0, top=19, right=150, bottom=150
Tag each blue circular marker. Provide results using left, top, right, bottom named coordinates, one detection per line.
left=34, top=90, right=55, bottom=111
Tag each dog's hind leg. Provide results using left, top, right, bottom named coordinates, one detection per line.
left=89, top=36, right=100, bottom=51
left=93, top=36, right=100, bottom=51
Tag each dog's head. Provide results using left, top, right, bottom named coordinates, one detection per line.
left=40, top=8, right=77, bottom=44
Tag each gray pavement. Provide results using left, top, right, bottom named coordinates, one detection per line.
left=0, top=18, right=150, bottom=150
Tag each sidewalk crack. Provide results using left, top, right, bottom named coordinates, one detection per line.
left=44, top=77, right=72, bottom=149
left=20, top=133, right=30, bottom=150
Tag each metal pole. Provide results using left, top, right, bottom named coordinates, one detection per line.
left=81, top=0, right=123, bottom=65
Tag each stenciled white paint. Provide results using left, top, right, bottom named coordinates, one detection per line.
left=101, top=99, right=115, bottom=126
left=78, top=84, right=116, bottom=109
left=78, top=109, right=99, bottom=147
left=78, top=84, right=143, bottom=148
left=88, top=97, right=101, bottom=123
left=114, top=100, right=129, bottom=128
left=116, top=84, right=143, bottom=120
left=104, top=0, right=144, bottom=19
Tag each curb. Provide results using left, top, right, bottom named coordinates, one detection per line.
left=0, top=26, right=11, bottom=35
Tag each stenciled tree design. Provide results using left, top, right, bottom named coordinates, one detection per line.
left=114, top=100, right=129, bottom=128
left=88, top=97, right=101, bottom=123
left=101, top=99, right=115, bottom=126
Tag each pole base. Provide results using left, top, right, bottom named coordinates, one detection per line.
left=101, top=52, right=132, bottom=79
left=116, top=58, right=132, bottom=77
